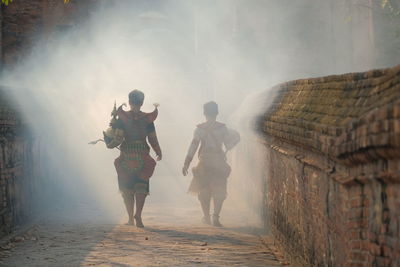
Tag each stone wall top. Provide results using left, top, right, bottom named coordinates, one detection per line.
left=261, top=64, right=400, bottom=165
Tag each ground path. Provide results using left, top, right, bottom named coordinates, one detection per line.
left=0, top=204, right=284, bottom=266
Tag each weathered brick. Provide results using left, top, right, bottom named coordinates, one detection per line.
left=362, top=208, right=370, bottom=218
left=263, top=65, right=400, bottom=267
left=350, top=240, right=363, bottom=250
left=368, top=242, right=381, bottom=255
left=393, top=104, right=400, bottom=118
left=348, top=208, right=363, bottom=219
left=351, top=252, right=369, bottom=262
left=348, top=186, right=363, bottom=195
left=378, top=235, right=387, bottom=244
left=0, top=91, right=42, bottom=236
left=382, top=246, right=393, bottom=257
left=350, top=198, right=364, bottom=208
left=375, top=257, right=391, bottom=267
left=348, top=230, right=361, bottom=240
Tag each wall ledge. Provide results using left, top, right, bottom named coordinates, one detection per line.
left=261, top=65, right=400, bottom=166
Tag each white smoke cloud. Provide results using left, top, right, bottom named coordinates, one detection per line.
left=0, top=0, right=392, bottom=226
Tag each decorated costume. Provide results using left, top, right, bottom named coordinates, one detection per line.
left=106, top=105, right=161, bottom=195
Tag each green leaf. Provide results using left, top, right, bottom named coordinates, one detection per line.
left=2, top=0, right=13, bottom=5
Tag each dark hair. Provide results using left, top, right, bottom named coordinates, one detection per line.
left=203, top=101, right=218, bottom=117
left=129, top=89, right=145, bottom=106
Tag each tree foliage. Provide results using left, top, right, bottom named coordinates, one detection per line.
left=1, top=0, right=12, bottom=5
left=1, top=0, right=70, bottom=5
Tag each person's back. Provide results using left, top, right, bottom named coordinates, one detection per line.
left=182, top=101, right=239, bottom=227
left=195, top=121, right=227, bottom=155
left=117, top=109, right=159, bottom=158
left=119, top=110, right=157, bottom=142
left=107, top=90, right=162, bottom=228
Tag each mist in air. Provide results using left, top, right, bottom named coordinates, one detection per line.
left=1, top=0, right=397, bottom=226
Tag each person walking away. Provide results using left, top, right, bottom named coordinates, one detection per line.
left=105, top=90, right=162, bottom=228
left=182, top=101, right=239, bottom=227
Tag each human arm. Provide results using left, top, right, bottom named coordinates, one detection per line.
left=182, top=128, right=201, bottom=176
left=147, top=123, right=162, bottom=161
left=223, top=128, right=240, bottom=153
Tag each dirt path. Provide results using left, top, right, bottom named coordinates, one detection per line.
left=0, top=205, right=283, bottom=266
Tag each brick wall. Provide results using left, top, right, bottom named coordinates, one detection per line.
left=0, top=88, right=42, bottom=237
left=0, top=0, right=91, bottom=67
left=260, top=65, right=400, bottom=266
left=0, top=0, right=93, bottom=236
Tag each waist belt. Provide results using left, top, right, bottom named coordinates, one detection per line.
left=121, top=141, right=149, bottom=153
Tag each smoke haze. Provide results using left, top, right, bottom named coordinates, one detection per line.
left=0, top=0, right=398, bottom=226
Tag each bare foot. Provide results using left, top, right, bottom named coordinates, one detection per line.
left=125, top=219, right=135, bottom=226
left=212, top=215, right=223, bottom=227
left=202, top=216, right=211, bottom=225
left=134, top=215, right=144, bottom=228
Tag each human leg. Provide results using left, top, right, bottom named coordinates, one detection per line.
left=198, top=190, right=212, bottom=224
left=212, top=197, right=225, bottom=227
left=134, top=193, right=147, bottom=228
left=122, top=191, right=135, bottom=225
left=211, top=177, right=227, bottom=227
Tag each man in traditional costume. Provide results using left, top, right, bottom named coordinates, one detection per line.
left=105, top=90, right=162, bottom=227
left=182, top=101, right=239, bottom=227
